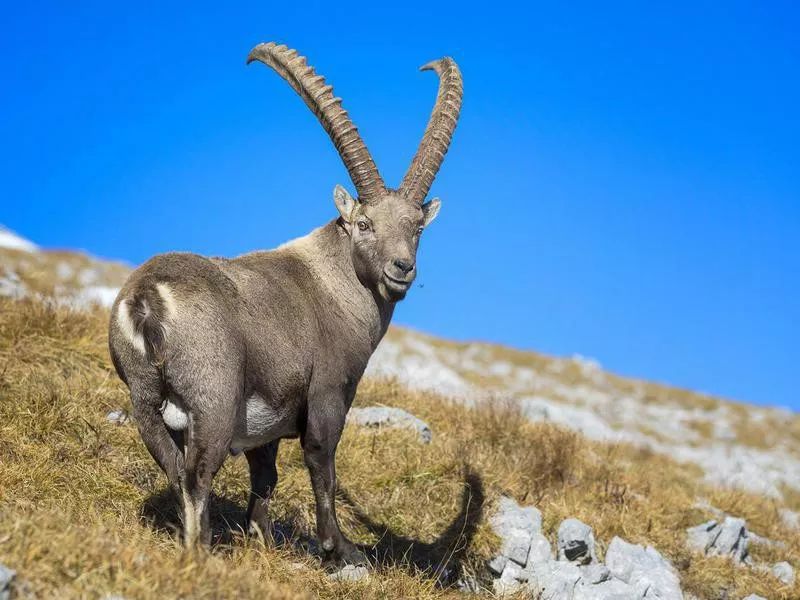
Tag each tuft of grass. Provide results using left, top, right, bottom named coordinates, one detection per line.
left=0, top=297, right=798, bottom=598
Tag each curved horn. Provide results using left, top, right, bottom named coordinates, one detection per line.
left=247, top=42, right=386, bottom=202
left=400, top=57, right=463, bottom=203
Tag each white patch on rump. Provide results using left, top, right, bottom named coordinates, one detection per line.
left=155, top=282, right=178, bottom=320
left=116, top=299, right=146, bottom=355
left=161, top=397, right=189, bottom=431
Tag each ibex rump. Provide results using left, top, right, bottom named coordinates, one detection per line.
left=108, top=42, right=462, bottom=564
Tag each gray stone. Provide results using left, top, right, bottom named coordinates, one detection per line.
left=557, top=518, right=597, bottom=565
left=686, top=519, right=719, bottom=553
left=604, top=537, right=682, bottom=600
left=686, top=517, right=748, bottom=563
left=574, top=578, right=639, bottom=600
left=0, top=564, right=15, bottom=600
left=526, top=560, right=583, bottom=599
left=493, top=561, right=523, bottom=596
left=328, top=564, right=368, bottom=582
left=742, top=596, right=767, bottom=600
left=105, top=409, right=129, bottom=425
left=780, top=508, right=800, bottom=531
left=501, top=528, right=532, bottom=566
left=712, top=517, right=748, bottom=561
left=749, top=531, right=787, bottom=550
left=487, top=554, right=507, bottom=576
left=490, top=496, right=543, bottom=539
left=772, top=560, right=795, bottom=586
left=580, top=563, right=611, bottom=584
left=347, top=406, right=432, bottom=443
left=528, top=532, right=554, bottom=566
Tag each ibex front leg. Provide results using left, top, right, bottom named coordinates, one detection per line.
left=303, top=392, right=365, bottom=566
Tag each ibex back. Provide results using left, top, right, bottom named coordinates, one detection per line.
left=108, top=42, right=462, bottom=564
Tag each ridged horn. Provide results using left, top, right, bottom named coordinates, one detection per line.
left=247, top=42, right=387, bottom=202
left=400, top=57, right=463, bottom=204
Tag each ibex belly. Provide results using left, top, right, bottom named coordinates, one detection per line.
left=160, top=394, right=296, bottom=454
left=230, top=394, right=297, bottom=454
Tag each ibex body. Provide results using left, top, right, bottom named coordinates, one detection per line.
left=108, top=43, right=462, bottom=564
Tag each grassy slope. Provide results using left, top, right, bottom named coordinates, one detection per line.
left=0, top=298, right=798, bottom=599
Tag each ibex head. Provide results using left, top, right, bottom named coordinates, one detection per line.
left=248, top=44, right=463, bottom=302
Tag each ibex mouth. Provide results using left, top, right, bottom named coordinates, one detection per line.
left=383, top=272, right=413, bottom=290
left=382, top=272, right=413, bottom=298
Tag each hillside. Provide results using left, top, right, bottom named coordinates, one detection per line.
left=1, top=227, right=798, bottom=599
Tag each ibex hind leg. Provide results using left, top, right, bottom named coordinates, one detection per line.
left=244, top=440, right=280, bottom=543
left=180, top=388, right=239, bottom=549
left=129, top=376, right=186, bottom=504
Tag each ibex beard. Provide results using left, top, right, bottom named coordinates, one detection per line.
left=108, top=42, right=462, bottom=565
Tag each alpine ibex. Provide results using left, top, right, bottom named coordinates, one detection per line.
left=108, top=42, right=462, bottom=564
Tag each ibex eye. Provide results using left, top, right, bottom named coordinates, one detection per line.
left=357, top=221, right=369, bottom=231
left=416, top=227, right=424, bottom=235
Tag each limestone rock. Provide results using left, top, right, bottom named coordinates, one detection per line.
left=557, top=518, right=597, bottom=565
left=328, top=564, right=368, bottom=582
left=604, top=537, right=682, bottom=600
left=686, top=517, right=748, bottom=563
left=772, top=560, right=795, bottom=586
left=105, top=409, right=129, bottom=425
left=574, top=577, right=639, bottom=600
left=0, top=564, right=15, bottom=600
left=347, top=407, right=432, bottom=443
left=526, top=561, right=583, bottom=599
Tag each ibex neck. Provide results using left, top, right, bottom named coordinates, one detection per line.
left=283, top=219, right=394, bottom=349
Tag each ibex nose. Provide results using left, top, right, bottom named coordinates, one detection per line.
left=393, top=258, right=415, bottom=275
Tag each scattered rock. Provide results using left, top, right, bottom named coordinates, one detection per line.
left=491, top=496, right=544, bottom=540
left=604, top=537, right=682, bottom=600
left=493, top=562, right=523, bottom=596
left=488, top=496, right=543, bottom=568
left=687, top=517, right=749, bottom=563
left=748, top=530, right=786, bottom=550
left=347, top=406, right=432, bottom=443
left=557, top=518, right=597, bottom=565
left=0, top=564, right=16, bottom=600
left=772, top=560, right=795, bottom=586
left=487, top=554, right=508, bottom=577
left=327, top=564, right=368, bottom=582
left=527, top=532, right=554, bottom=567
left=580, top=564, right=611, bottom=584
left=526, top=561, right=582, bottom=599
left=486, top=499, right=687, bottom=598
left=105, top=409, right=129, bottom=426
left=574, top=577, right=638, bottom=600
left=780, top=508, right=800, bottom=531
left=742, top=596, right=767, bottom=600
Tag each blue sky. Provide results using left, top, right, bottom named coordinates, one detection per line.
left=1, top=1, right=798, bottom=408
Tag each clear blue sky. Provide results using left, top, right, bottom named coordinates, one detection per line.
left=1, top=1, right=798, bottom=409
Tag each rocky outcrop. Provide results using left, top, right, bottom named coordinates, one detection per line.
left=687, top=514, right=796, bottom=589
left=487, top=496, right=684, bottom=599
left=604, top=537, right=682, bottom=599
left=347, top=406, right=432, bottom=443
left=686, top=517, right=749, bottom=564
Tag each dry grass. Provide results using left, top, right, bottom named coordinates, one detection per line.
left=0, top=297, right=798, bottom=599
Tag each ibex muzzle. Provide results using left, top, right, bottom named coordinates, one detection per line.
left=108, top=42, right=462, bottom=565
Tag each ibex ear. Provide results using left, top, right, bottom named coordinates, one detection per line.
left=333, top=184, right=358, bottom=223
left=422, top=198, right=441, bottom=226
